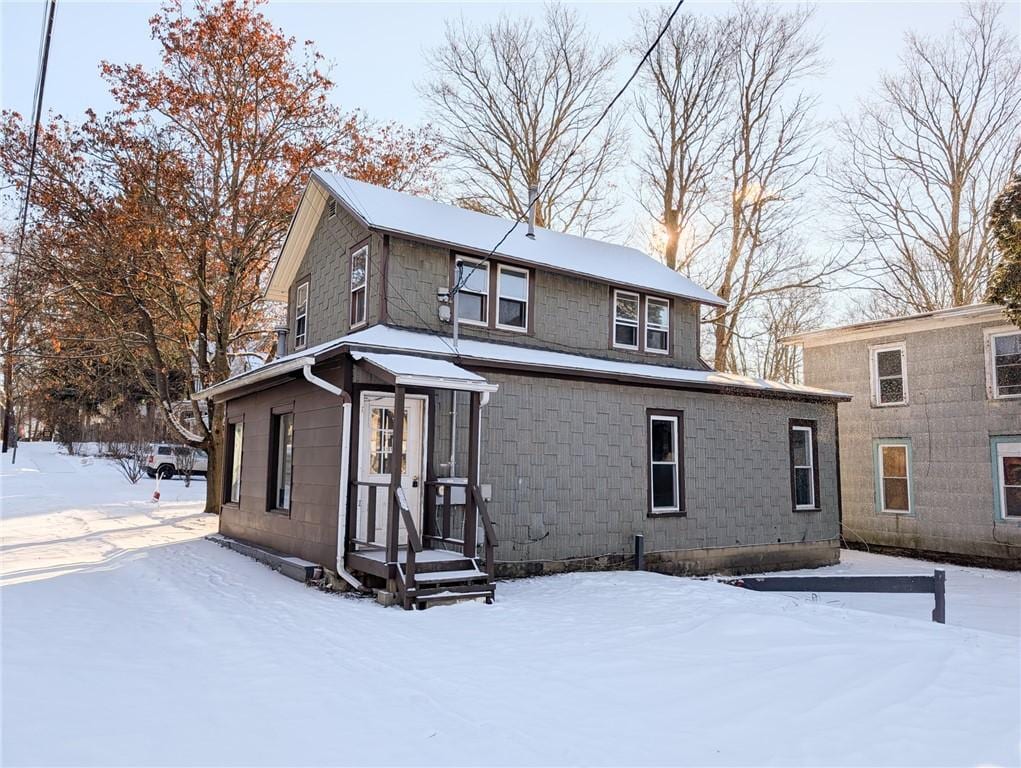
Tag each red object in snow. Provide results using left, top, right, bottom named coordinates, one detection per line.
left=152, top=490, right=161, bottom=502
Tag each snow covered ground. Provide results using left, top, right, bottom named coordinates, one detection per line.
left=2, top=442, right=1019, bottom=767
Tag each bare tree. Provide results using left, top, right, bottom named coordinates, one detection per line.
left=632, top=10, right=734, bottom=271
left=833, top=2, right=1021, bottom=315
left=748, top=288, right=827, bottom=383
left=422, top=4, right=625, bottom=235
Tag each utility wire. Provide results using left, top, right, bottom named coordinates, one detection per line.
left=452, top=0, right=686, bottom=295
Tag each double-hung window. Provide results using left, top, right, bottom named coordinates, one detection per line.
left=350, top=245, right=368, bottom=328
left=455, top=257, right=489, bottom=326
left=789, top=419, right=819, bottom=510
left=293, top=280, right=309, bottom=349
left=613, top=291, right=640, bottom=349
left=993, top=439, right=1021, bottom=520
left=986, top=329, right=1021, bottom=399
left=870, top=342, right=907, bottom=406
left=875, top=440, right=911, bottom=514
left=645, top=297, right=670, bottom=353
left=496, top=265, right=528, bottom=331
left=648, top=410, right=683, bottom=514
left=268, top=410, right=294, bottom=511
left=224, top=420, right=244, bottom=505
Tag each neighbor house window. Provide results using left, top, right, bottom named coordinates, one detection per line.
left=986, top=329, right=1021, bottom=399
left=645, top=297, right=670, bottom=353
left=870, top=342, right=907, bottom=406
left=455, top=257, right=489, bottom=326
left=648, top=410, right=683, bottom=514
left=614, top=291, right=640, bottom=349
left=269, top=410, right=294, bottom=511
left=993, top=439, right=1021, bottom=520
left=496, top=264, right=529, bottom=331
left=874, top=440, right=911, bottom=514
left=350, top=244, right=368, bottom=328
left=224, top=420, right=244, bottom=505
left=294, top=280, right=309, bottom=349
left=789, top=419, right=819, bottom=510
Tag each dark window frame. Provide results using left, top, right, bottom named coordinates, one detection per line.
left=647, top=408, right=685, bottom=517
left=267, top=403, right=295, bottom=515
left=789, top=418, right=821, bottom=512
left=222, top=415, right=245, bottom=506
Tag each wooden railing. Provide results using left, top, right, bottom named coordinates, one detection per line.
left=392, top=487, right=422, bottom=608
left=472, top=485, right=498, bottom=581
left=349, top=480, right=389, bottom=549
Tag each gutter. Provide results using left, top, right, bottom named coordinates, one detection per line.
left=300, top=365, right=363, bottom=591
left=192, top=356, right=315, bottom=401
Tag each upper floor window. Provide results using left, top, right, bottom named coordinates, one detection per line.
left=496, top=264, right=528, bottom=331
left=294, top=280, right=309, bottom=349
left=986, top=328, right=1021, bottom=399
left=646, top=297, right=670, bottom=353
left=789, top=419, right=819, bottom=511
left=350, top=244, right=368, bottom=328
left=870, top=342, right=907, bottom=406
left=613, top=291, right=640, bottom=349
left=455, top=257, right=489, bottom=326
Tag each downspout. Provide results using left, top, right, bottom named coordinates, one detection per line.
left=302, top=364, right=363, bottom=591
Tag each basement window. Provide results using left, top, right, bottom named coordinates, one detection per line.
left=870, top=342, right=907, bottom=406
left=294, top=280, right=309, bottom=349
left=790, top=419, right=819, bottom=511
left=875, top=440, right=911, bottom=514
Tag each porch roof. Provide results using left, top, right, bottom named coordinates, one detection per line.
left=350, top=352, right=498, bottom=393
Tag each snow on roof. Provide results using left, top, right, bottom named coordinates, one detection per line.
left=349, top=352, right=498, bottom=393
left=341, top=326, right=849, bottom=401
left=309, top=171, right=726, bottom=307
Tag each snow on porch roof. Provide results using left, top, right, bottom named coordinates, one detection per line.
left=342, top=326, right=851, bottom=401
left=350, top=351, right=498, bottom=393
left=302, top=171, right=727, bottom=307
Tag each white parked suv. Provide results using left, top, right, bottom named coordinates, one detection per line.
left=145, top=444, right=209, bottom=479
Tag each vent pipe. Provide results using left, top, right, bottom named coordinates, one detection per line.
left=274, top=326, right=289, bottom=358
left=526, top=182, right=539, bottom=240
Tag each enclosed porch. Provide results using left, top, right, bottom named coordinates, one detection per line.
left=343, top=352, right=500, bottom=609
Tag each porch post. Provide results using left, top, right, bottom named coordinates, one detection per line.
left=464, top=389, right=481, bottom=558
left=386, top=385, right=406, bottom=577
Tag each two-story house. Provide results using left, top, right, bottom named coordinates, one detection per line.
left=785, top=304, right=1021, bottom=568
left=197, top=172, right=849, bottom=608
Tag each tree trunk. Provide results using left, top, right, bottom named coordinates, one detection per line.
left=203, top=399, right=225, bottom=515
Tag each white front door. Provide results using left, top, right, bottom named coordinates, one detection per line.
left=357, top=392, right=427, bottom=546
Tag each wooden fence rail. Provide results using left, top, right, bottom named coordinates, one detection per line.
left=725, top=570, right=947, bottom=624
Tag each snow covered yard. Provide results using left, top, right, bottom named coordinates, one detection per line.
left=2, top=443, right=1019, bottom=767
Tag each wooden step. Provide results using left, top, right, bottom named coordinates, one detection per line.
left=413, top=568, right=486, bottom=585
left=414, top=588, right=494, bottom=608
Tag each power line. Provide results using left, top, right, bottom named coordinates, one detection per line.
left=4, top=0, right=57, bottom=455
left=452, top=0, right=686, bottom=295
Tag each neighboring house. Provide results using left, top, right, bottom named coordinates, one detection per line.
left=786, top=304, right=1021, bottom=568
left=196, top=172, right=849, bottom=608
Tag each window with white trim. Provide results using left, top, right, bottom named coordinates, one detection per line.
left=876, top=441, right=911, bottom=514
left=649, top=412, right=682, bottom=513
left=994, top=440, right=1021, bottom=519
left=613, top=291, right=640, bottom=349
left=293, top=280, right=309, bottom=349
left=455, top=257, right=489, bottom=326
left=645, top=296, right=670, bottom=353
left=789, top=420, right=818, bottom=510
left=496, top=265, right=528, bottom=331
left=987, top=329, right=1021, bottom=399
left=870, top=342, right=907, bottom=406
left=350, top=245, right=368, bottom=327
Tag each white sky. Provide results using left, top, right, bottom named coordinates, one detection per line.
left=2, top=0, right=1019, bottom=315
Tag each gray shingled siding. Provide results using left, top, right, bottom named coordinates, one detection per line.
left=285, top=204, right=380, bottom=354
left=377, top=235, right=705, bottom=369
left=474, top=373, right=839, bottom=564
left=802, top=319, right=1021, bottom=563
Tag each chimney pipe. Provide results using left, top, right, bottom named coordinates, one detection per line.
left=526, top=183, right=539, bottom=240
left=275, top=326, right=289, bottom=358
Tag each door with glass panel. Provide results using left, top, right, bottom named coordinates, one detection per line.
left=356, top=392, right=426, bottom=546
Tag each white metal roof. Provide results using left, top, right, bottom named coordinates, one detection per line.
left=266, top=171, right=726, bottom=307
left=349, top=352, right=498, bottom=393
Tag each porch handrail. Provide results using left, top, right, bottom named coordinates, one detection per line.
left=394, top=486, right=421, bottom=610
left=471, top=485, right=497, bottom=581
left=395, top=487, right=422, bottom=553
